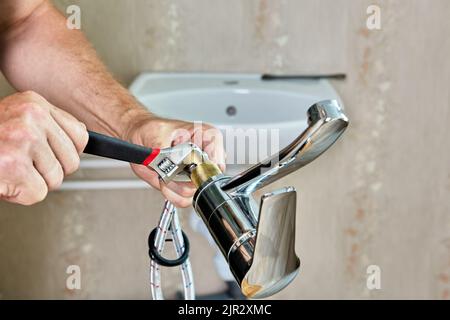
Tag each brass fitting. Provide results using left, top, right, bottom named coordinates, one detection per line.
left=190, top=161, right=222, bottom=188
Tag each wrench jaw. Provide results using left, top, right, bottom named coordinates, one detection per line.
left=147, top=143, right=208, bottom=183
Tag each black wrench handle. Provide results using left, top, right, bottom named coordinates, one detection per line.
left=83, top=131, right=160, bottom=165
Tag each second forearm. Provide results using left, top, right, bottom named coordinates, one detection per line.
left=0, top=1, right=151, bottom=139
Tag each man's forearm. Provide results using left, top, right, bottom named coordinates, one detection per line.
left=0, top=1, right=151, bottom=139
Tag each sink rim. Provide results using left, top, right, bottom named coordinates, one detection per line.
left=130, top=72, right=343, bottom=103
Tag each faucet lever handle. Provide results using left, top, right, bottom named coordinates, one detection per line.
left=242, top=187, right=301, bottom=298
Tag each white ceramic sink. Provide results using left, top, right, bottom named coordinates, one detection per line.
left=130, top=73, right=343, bottom=171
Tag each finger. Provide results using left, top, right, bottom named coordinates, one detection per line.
left=203, top=129, right=226, bottom=171
left=49, top=106, right=89, bottom=154
left=45, top=117, right=81, bottom=176
left=171, top=127, right=193, bottom=146
left=23, top=92, right=88, bottom=154
left=32, top=141, right=64, bottom=190
left=14, top=167, right=48, bottom=205
left=132, top=163, right=195, bottom=198
left=171, top=125, right=226, bottom=172
left=134, top=161, right=192, bottom=207
left=130, top=164, right=161, bottom=190
left=165, top=181, right=196, bottom=198
left=0, top=183, right=9, bottom=198
left=204, top=141, right=226, bottom=172
left=0, top=183, right=20, bottom=201
left=160, top=182, right=193, bottom=208
left=26, top=96, right=84, bottom=176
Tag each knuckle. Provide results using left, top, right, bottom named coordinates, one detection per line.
left=34, top=186, right=48, bottom=204
left=75, top=122, right=89, bottom=152
left=17, top=102, right=47, bottom=122
left=20, top=90, right=41, bottom=100
left=0, top=154, right=19, bottom=173
left=203, top=126, right=224, bottom=143
left=0, top=119, right=34, bottom=144
left=46, top=166, right=64, bottom=191
left=7, top=125, right=40, bottom=144
left=212, top=128, right=224, bottom=140
left=63, top=153, right=80, bottom=175
left=0, top=152, right=29, bottom=179
left=19, top=91, right=48, bottom=106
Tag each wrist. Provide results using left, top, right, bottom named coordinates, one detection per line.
left=121, top=107, right=162, bottom=144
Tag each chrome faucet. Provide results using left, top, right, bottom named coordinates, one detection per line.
left=190, top=99, right=348, bottom=298
left=83, top=99, right=348, bottom=299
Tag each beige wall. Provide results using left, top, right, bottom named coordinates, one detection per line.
left=0, top=0, right=449, bottom=299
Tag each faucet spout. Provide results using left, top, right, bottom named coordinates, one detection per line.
left=221, top=99, right=348, bottom=194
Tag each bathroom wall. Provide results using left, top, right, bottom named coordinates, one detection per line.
left=0, top=0, right=449, bottom=299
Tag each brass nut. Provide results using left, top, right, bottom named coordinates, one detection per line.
left=190, top=162, right=222, bottom=188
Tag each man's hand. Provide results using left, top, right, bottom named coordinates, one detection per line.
left=126, top=115, right=226, bottom=208
left=0, top=0, right=225, bottom=208
left=0, top=91, right=88, bottom=205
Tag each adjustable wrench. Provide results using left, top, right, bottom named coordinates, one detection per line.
left=83, top=131, right=208, bottom=183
